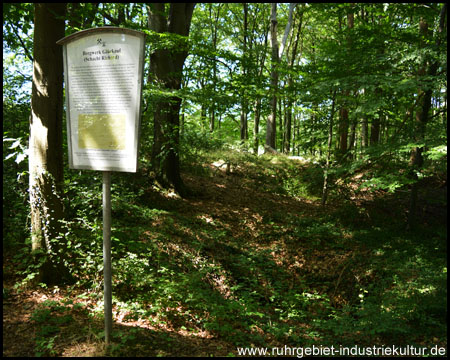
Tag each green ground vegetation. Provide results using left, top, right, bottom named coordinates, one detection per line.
left=3, top=142, right=447, bottom=356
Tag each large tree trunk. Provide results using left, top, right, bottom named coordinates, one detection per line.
left=148, top=3, right=195, bottom=196
left=29, top=3, right=71, bottom=284
left=265, top=3, right=296, bottom=153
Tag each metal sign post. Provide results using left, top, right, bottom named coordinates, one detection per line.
left=102, top=171, right=112, bottom=344
left=57, top=27, right=145, bottom=345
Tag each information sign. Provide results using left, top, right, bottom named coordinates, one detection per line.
left=57, top=27, right=146, bottom=345
left=57, top=27, right=146, bottom=172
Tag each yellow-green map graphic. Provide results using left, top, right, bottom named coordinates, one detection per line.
left=78, top=114, right=126, bottom=150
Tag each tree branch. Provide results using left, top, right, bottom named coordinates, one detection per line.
left=11, top=23, right=33, bottom=62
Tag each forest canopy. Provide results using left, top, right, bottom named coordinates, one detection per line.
left=4, top=3, right=447, bottom=189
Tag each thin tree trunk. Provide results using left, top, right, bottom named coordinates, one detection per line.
left=322, top=90, right=337, bottom=206
left=337, top=10, right=353, bottom=161
left=265, top=3, right=278, bottom=151
left=253, top=98, right=262, bottom=154
left=240, top=3, right=248, bottom=143
left=209, top=4, right=221, bottom=132
left=253, top=18, right=269, bottom=155
left=279, top=3, right=296, bottom=59
left=284, top=7, right=303, bottom=154
left=408, top=5, right=446, bottom=228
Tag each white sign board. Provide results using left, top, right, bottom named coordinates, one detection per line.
left=58, top=27, right=146, bottom=172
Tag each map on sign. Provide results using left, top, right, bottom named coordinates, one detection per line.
left=78, top=114, right=126, bottom=150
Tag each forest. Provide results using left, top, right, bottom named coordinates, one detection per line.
left=3, top=3, right=447, bottom=357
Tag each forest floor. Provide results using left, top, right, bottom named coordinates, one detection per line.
left=3, top=150, right=447, bottom=357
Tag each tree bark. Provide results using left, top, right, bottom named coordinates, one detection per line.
left=30, top=3, right=71, bottom=284
left=265, top=3, right=278, bottom=151
left=322, top=90, right=337, bottom=205
left=279, top=3, right=296, bottom=59
left=253, top=15, right=269, bottom=155
left=148, top=3, right=195, bottom=196
left=240, top=3, right=248, bottom=143
left=337, top=10, right=353, bottom=161
left=209, top=4, right=222, bottom=133
left=284, top=7, right=303, bottom=154
left=408, top=5, right=446, bottom=228
left=370, top=88, right=382, bottom=146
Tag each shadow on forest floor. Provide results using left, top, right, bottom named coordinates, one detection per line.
left=3, top=152, right=447, bottom=356
left=2, top=285, right=234, bottom=357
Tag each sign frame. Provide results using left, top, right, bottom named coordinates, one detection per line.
left=57, top=27, right=146, bottom=173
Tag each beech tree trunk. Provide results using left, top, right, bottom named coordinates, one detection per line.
left=240, top=3, right=248, bottom=143
left=148, top=3, right=195, bottom=196
left=337, top=10, right=353, bottom=161
left=322, top=90, right=337, bottom=205
left=284, top=6, right=303, bottom=154
left=29, top=3, right=71, bottom=284
left=253, top=19, right=269, bottom=155
left=265, top=3, right=278, bottom=151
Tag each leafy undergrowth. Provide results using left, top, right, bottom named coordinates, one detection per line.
left=3, top=150, right=447, bottom=356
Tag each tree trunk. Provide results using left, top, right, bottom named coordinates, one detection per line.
left=322, top=90, right=337, bottom=205
left=279, top=3, right=296, bottom=59
left=240, top=3, right=248, bottom=143
left=265, top=3, right=278, bottom=151
left=284, top=7, right=303, bottom=154
left=370, top=87, right=382, bottom=146
left=209, top=3, right=222, bottom=133
left=253, top=98, right=262, bottom=154
left=253, top=18, right=269, bottom=155
left=338, top=105, right=349, bottom=158
left=361, top=116, right=369, bottom=149
left=148, top=3, right=195, bottom=197
left=30, top=3, right=71, bottom=284
left=408, top=5, right=446, bottom=228
left=348, top=116, right=357, bottom=159
left=209, top=56, right=215, bottom=133
left=337, top=10, right=353, bottom=161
